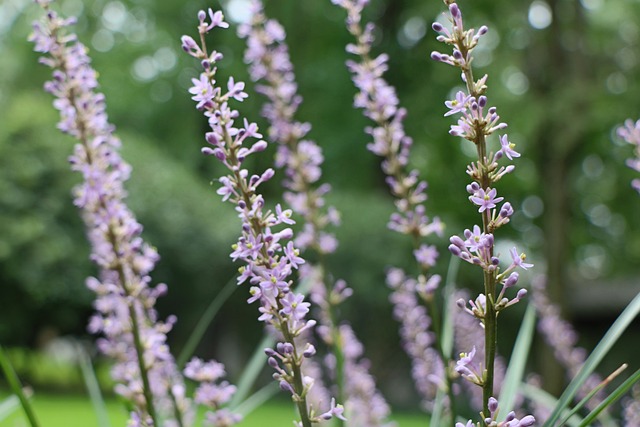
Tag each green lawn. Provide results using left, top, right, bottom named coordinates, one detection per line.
left=0, top=393, right=429, bottom=427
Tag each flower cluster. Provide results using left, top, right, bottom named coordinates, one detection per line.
left=338, top=324, right=395, bottom=427
left=432, top=0, right=533, bottom=419
left=239, top=3, right=391, bottom=424
left=333, top=0, right=447, bottom=411
left=387, top=268, right=444, bottom=408
left=332, top=0, right=443, bottom=243
left=616, top=118, right=640, bottom=194
left=184, top=358, right=241, bottom=426
left=238, top=0, right=339, bottom=256
left=30, top=2, right=195, bottom=425
left=181, top=9, right=343, bottom=426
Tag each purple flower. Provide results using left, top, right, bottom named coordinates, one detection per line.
left=497, top=134, right=520, bottom=160
left=455, top=346, right=483, bottom=386
left=189, top=74, right=216, bottom=109
left=280, top=292, right=310, bottom=320
left=284, top=241, right=305, bottom=269
left=509, top=247, right=534, bottom=270
left=387, top=268, right=444, bottom=407
left=469, top=187, right=503, bottom=213
left=445, top=90, right=471, bottom=116
left=319, top=398, right=347, bottom=421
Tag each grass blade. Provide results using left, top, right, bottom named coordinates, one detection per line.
left=229, top=333, right=276, bottom=409
left=441, top=255, right=460, bottom=357
left=76, top=342, right=111, bottom=427
left=431, top=255, right=461, bottom=427
left=520, top=382, right=583, bottom=427
left=234, top=382, right=279, bottom=417
left=557, top=364, right=627, bottom=427
left=543, top=291, right=640, bottom=427
left=0, top=345, right=40, bottom=427
left=577, top=367, right=640, bottom=427
left=0, top=395, right=21, bottom=421
left=498, top=303, right=537, bottom=422
left=177, top=275, right=238, bottom=367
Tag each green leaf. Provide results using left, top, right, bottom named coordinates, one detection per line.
left=0, top=395, right=21, bottom=421
left=431, top=254, right=461, bottom=427
left=229, top=333, right=276, bottom=409
left=441, top=254, right=461, bottom=358
left=520, top=382, right=583, bottom=427
left=498, top=303, right=536, bottom=422
left=543, top=291, right=640, bottom=427
left=234, top=383, right=279, bottom=417
left=177, top=274, right=238, bottom=368
left=77, top=342, right=111, bottom=427
left=577, top=367, right=640, bottom=427
left=0, top=345, right=40, bottom=427
left=557, top=364, right=627, bottom=427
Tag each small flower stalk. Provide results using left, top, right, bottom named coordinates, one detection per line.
left=432, top=0, right=532, bottom=421
left=181, top=9, right=344, bottom=427
left=31, top=2, right=241, bottom=426
left=332, top=0, right=449, bottom=416
left=239, top=3, right=392, bottom=425
left=616, top=119, right=640, bottom=194
left=29, top=2, right=193, bottom=425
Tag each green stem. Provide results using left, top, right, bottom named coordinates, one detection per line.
left=281, top=323, right=313, bottom=427
left=0, top=346, right=40, bottom=427
left=106, top=221, right=158, bottom=427
left=457, top=39, right=499, bottom=419
left=127, top=300, right=159, bottom=425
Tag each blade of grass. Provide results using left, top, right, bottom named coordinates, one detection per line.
left=543, top=291, right=640, bottom=427
left=76, top=342, right=111, bottom=427
left=234, top=382, right=279, bottom=417
left=520, top=382, right=583, bottom=427
left=0, top=345, right=40, bottom=427
left=557, top=364, right=627, bottom=427
left=177, top=275, right=238, bottom=367
left=497, top=303, right=536, bottom=422
left=0, top=395, right=21, bottom=421
left=430, top=255, right=461, bottom=427
left=577, top=367, right=640, bottom=427
left=229, top=333, right=275, bottom=409
left=441, top=255, right=460, bottom=357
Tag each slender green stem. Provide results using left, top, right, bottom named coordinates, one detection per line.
left=127, top=301, right=159, bottom=424
left=106, top=220, right=158, bottom=426
left=456, top=44, right=499, bottom=420
left=0, top=346, right=40, bottom=427
left=281, top=323, right=313, bottom=427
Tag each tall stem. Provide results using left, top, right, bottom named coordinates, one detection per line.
left=460, top=54, right=498, bottom=419
left=281, top=322, right=313, bottom=427
left=107, top=228, right=159, bottom=426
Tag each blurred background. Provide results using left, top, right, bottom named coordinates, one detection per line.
left=1, top=0, right=640, bottom=415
